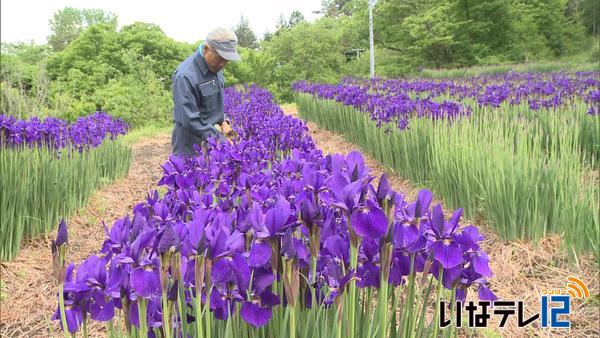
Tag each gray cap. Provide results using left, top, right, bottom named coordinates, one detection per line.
left=205, top=27, right=241, bottom=62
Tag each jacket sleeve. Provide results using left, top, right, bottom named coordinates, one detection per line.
left=173, top=74, right=218, bottom=139
left=217, top=71, right=229, bottom=122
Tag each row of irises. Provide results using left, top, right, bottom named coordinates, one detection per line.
left=294, top=72, right=599, bottom=258
left=339, top=71, right=599, bottom=112
left=291, top=81, right=472, bottom=131
left=0, top=112, right=129, bottom=151
left=0, top=113, right=131, bottom=260
left=53, top=86, right=495, bottom=338
left=293, top=72, right=599, bottom=129
left=294, top=73, right=600, bottom=164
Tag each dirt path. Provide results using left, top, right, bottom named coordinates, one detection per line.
left=284, top=105, right=599, bottom=337
left=0, top=134, right=172, bottom=337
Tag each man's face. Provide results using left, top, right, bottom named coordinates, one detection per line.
left=203, top=44, right=228, bottom=74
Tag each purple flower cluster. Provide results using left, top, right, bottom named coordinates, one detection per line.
left=584, top=89, right=600, bottom=116
left=54, top=86, right=494, bottom=333
left=293, top=81, right=471, bottom=130
left=0, top=112, right=128, bottom=151
left=293, top=71, right=599, bottom=129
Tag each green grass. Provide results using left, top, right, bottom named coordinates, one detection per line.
left=0, top=139, right=132, bottom=260
left=418, top=48, right=599, bottom=78
left=295, top=93, right=600, bottom=258
left=123, top=124, right=171, bottom=144
left=419, top=61, right=598, bottom=78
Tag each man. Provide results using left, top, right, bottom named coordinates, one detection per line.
left=171, top=27, right=240, bottom=155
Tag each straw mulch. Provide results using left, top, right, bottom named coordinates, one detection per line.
left=0, top=134, right=171, bottom=337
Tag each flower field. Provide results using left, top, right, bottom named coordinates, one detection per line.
left=46, top=86, right=497, bottom=338
left=2, top=1, right=600, bottom=336
left=294, top=72, right=600, bottom=258
left=0, top=79, right=597, bottom=338
left=0, top=112, right=131, bottom=260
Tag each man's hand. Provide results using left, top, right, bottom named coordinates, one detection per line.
left=222, top=120, right=233, bottom=135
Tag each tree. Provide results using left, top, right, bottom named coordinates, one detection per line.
left=288, top=10, right=306, bottom=28
left=262, top=31, right=274, bottom=42
left=234, top=15, right=258, bottom=49
left=46, top=23, right=122, bottom=100
left=403, top=3, right=460, bottom=68
left=276, top=11, right=306, bottom=31
left=1, top=42, right=52, bottom=117
left=508, top=1, right=550, bottom=61
left=81, top=8, right=117, bottom=26
left=321, top=0, right=354, bottom=17
left=118, top=22, right=192, bottom=85
left=581, top=0, right=600, bottom=35
left=451, top=0, right=515, bottom=64
left=259, top=18, right=345, bottom=101
left=48, top=7, right=117, bottom=52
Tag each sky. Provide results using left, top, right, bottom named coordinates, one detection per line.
left=1, top=0, right=324, bottom=44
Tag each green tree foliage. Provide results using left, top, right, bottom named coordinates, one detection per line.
left=321, top=0, right=354, bottom=17
left=118, top=23, right=192, bottom=84
left=529, top=0, right=575, bottom=55
left=581, top=0, right=600, bottom=35
left=46, top=24, right=122, bottom=97
left=451, top=0, right=515, bottom=64
left=1, top=43, right=52, bottom=117
left=403, top=3, right=461, bottom=68
left=92, top=51, right=173, bottom=126
left=224, top=47, right=261, bottom=85
left=257, top=18, right=346, bottom=101
left=43, top=20, right=193, bottom=122
left=48, top=7, right=117, bottom=52
left=276, top=10, right=306, bottom=31
left=234, top=15, right=258, bottom=49
left=342, top=0, right=590, bottom=72
left=4, top=10, right=193, bottom=125
left=508, top=1, right=551, bottom=61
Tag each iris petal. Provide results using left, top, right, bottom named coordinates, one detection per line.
left=350, top=203, right=388, bottom=240
left=240, top=302, right=272, bottom=327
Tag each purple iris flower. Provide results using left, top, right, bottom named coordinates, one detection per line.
left=129, top=296, right=163, bottom=329
left=130, top=258, right=161, bottom=299
left=248, top=241, right=272, bottom=267
left=158, top=222, right=181, bottom=254
left=324, top=234, right=349, bottom=262
left=323, top=261, right=354, bottom=304
left=239, top=270, right=279, bottom=327
left=356, top=239, right=380, bottom=288
left=56, top=218, right=68, bottom=247
left=407, top=189, right=432, bottom=219
left=429, top=205, right=464, bottom=269
left=1, top=112, right=127, bottom=151
left=263, top=196, right=293, bottom=237
left=52, top=263, right=87, bottom=333
left=281, top=229, right=309, bottom=261
left=75, top=255, right=115, bottom=321
left=211, top=253, right=251, bottom=291
left=350, top=200, right=388, bottom=240
left=240, top=302, right=272, bottom=328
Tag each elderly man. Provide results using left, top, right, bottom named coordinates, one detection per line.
left=171, top=27, right=240, bottom=155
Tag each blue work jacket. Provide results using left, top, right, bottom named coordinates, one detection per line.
left=171, top=51, right=225, bottom=155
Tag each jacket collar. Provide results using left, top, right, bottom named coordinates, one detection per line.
left=195, top=51, right=209, bottom=77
